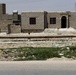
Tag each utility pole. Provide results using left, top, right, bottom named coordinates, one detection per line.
left=75, top=2, right=76, bottom=11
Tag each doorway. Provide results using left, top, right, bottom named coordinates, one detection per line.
left=61, top=16, right=67, bottom=28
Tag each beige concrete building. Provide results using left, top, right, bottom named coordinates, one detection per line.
left=0, top=3, right=76, bottom=33
left=21, top=12, right=45, bottom=33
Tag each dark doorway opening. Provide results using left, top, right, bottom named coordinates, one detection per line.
left=61, top=16, right=67, bottom=28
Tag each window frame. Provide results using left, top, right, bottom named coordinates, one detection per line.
left=50, top=17, right=56, bottom=24
left=29, top=17, right=36, bottom=25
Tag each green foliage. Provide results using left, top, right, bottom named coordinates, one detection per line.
left=1, top=46, right=76, bottom=61
left=12, top=47, right=61, bottom=60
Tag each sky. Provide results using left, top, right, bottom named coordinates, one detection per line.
left=0, top=0, right=76, bottom=13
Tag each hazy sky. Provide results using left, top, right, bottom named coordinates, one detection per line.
left=0, top=0, right=76, bottom=13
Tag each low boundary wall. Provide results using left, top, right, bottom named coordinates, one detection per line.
left=0, top=36, right=76, bottom=48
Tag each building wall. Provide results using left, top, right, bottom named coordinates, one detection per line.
left=47, top=12, right=60, bottom=28
left=21, top=12, right=45, bottom=32
left=47, top=12, right=69, bottom=28
left=1, top=14, right=12, bottom=20
left=69, top=12, right=76, bottom=29
left=8, top=24, right=21, bottom=33
left=0, top=14, right=12, bottom=33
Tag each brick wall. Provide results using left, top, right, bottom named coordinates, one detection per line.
left=21, top=12, right=45, bottom=32
left=8, top=24, right=21, bottom=33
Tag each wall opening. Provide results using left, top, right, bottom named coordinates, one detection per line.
left=29, top=17, right=36, bottom=25
left=61, top=16, right=67, bottom=28
left=50, top=18, right=56, bottom=24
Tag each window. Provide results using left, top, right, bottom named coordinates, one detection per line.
left=50, top=18, right=56, bottom=24
left=29, top=17, right=36, bottom=24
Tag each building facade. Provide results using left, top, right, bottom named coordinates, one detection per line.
left=0, top=3, right=76, bottom=33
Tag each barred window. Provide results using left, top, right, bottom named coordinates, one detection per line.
left=29, top=17, right=36, bottom=24
left=50, top=18, right=56, bottom=24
